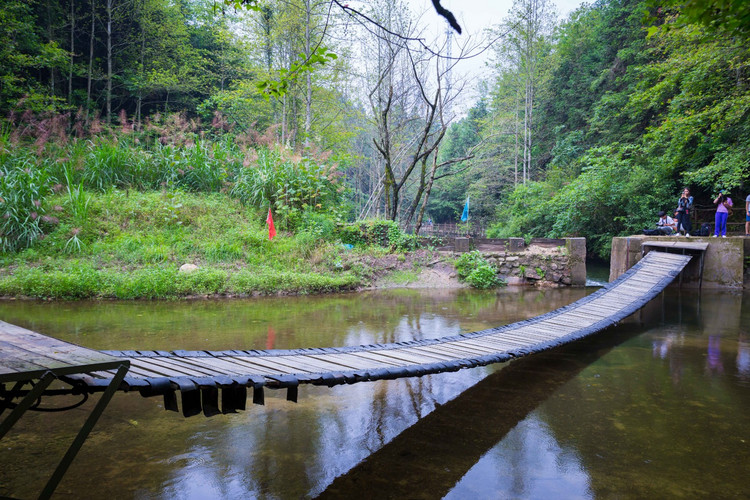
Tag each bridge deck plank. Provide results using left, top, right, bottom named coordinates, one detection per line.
left=281, top=354, right=367, bottom=372
left=406, top=346, right=463, bottom=362
left=307, top=352, right=395, bottom=370
left=369, top=349, right=437, bottom=365
left=383, top=349, right=450, bottom=365
left=345, top=350, right=413, bottom=367
left=456, top=338, right=519, bottom=352
left=219, top=356, right=300, bottom=375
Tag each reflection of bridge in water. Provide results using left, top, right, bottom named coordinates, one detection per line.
left=318, top=321, right=648, bottom=499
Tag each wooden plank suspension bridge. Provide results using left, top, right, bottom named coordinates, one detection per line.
left=55, top=250, right=697, bottom=415
left=0, top=248, right=698, bottom=498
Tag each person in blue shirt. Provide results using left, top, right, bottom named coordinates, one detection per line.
left=674, top=187, right=694, bottom=237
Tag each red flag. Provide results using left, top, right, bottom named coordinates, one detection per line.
left=266, top=208, right=276, bottom=240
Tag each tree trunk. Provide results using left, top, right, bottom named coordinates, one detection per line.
left=106, top=0, right=113, bottom=124
left=86, top=0, right=95, bottom=123
left=403, top=157, right=428, bottom=227
left=514, top=87, right=519, bottom=186
left=68, top=0, right=75, bottom=104
left=47, top=1, right=56, bottom=105
left=523, top=78, right=529, bottom=183
left=303, top=0, right=312, bottom=149
left=415, top=152, right=441, bottom=235
left=136, top=0, right=145, bottom=130
left=281, top=93, right=287, bottom=145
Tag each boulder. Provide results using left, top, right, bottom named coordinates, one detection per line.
left=179, top=263, right=199, bottom=274
left=525, top=269, right=542, bottom=280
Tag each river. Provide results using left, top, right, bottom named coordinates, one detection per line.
left=0, top=285, right=748, bottom=498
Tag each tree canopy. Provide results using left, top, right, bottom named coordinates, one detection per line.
left=1, top=0, right=748, bottom=259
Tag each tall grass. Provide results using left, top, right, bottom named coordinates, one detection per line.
left=231, top=148, right=345, bottom=224
left=0, top=153, right=54, bottom=251
left=0, top=114, right=351, bottom=254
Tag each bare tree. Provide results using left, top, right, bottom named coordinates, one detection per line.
left=359, top=0, right=478, bottom=223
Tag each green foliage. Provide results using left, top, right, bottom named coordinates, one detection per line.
left=0, top=189, right=374, bottom=298
left=0, top=263, right=100, bottom=299
left=228, top=269, right=359, bottom=294
left=338, top=219, right=418, bottom=250
left=481, top=0, right=750, bottom=259
left=175, top=268, right=228, bottom=295
left=256, top=47, right=338, bottom=98
left=0, top=2, right=69, bottom=112
left=465, top=265, right=503, bottom=289
left=646, top=0, right=750, bottom=41
left=0, top=157, right=54, bottom=251
left=454, top=251, right=503, bottom=289
left=231, top=148, right=345, bottom=224
left=296, top=211, right=337, bottom=241
left=64, top=167, right=91, bottom=226
left=454, top=250, right=486, bottom=280
left=429, top=99, right=493, bottom=223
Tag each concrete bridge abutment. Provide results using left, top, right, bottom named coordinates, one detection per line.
left=610, top=236, right=746, bottom=288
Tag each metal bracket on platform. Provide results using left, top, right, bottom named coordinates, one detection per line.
left=0, top=363, right=129, bottom=500
left=0, top=371, right=57, bottom=440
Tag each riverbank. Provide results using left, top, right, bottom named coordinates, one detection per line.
left=0, top=190, right=449, bottom=299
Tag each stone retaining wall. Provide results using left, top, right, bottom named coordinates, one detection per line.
left=462, top=237, right=587, bottom=286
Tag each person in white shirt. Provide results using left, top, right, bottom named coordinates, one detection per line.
left=656, top=211, right=677, bottom=235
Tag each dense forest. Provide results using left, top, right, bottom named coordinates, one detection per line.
left=1, top=0, right=748, bottom=260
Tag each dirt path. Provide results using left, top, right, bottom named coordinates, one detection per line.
left=366, top=253, right=465, bottom=289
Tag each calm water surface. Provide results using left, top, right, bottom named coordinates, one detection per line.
left=0, top=287, right=748, bottom=499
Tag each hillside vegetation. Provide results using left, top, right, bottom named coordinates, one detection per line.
left=1, top=0, right=748, bottom=282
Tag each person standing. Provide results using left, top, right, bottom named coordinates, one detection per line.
left=713, top=190, right=733, bottom=237
left=745, top=193, right=750, bottom=236
left=675, top=188, right=693, bottom=237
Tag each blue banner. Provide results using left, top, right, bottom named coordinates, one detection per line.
left=460, top=196, right=469, bottom=222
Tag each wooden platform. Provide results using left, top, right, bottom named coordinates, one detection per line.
left=0, top=322, right=130, bottom=499
left=0, top=321, right=126, bottom=383
left=642, top=240, right=709, bottom=252
left=59, top=250, right=693, bottom=417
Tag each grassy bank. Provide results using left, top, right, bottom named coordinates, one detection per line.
left=0, top=190, right=396, bottom=299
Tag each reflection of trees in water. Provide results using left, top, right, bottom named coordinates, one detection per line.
left=0, top=287, right=590, bottom=352
left=538, top=290, right=750, bottom=499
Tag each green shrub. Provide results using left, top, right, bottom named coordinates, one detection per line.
left=338, top=223, right=367, bottom=246
left=454, top=251, right=486, bottom=280
left=297, top=210, right=337, bottom=239
left=455, top=250, right=504, bottom=289
left=109, top=268, right=178, bottom=299
left=338, top=219, right=418, bottom=250
left=228, top=269, right=360, bottom=294
left=0, top=263, right=100, bottom=299
left=231, top=148, right=344, bottom=223
left=466, top=264, right=503, bottom=289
